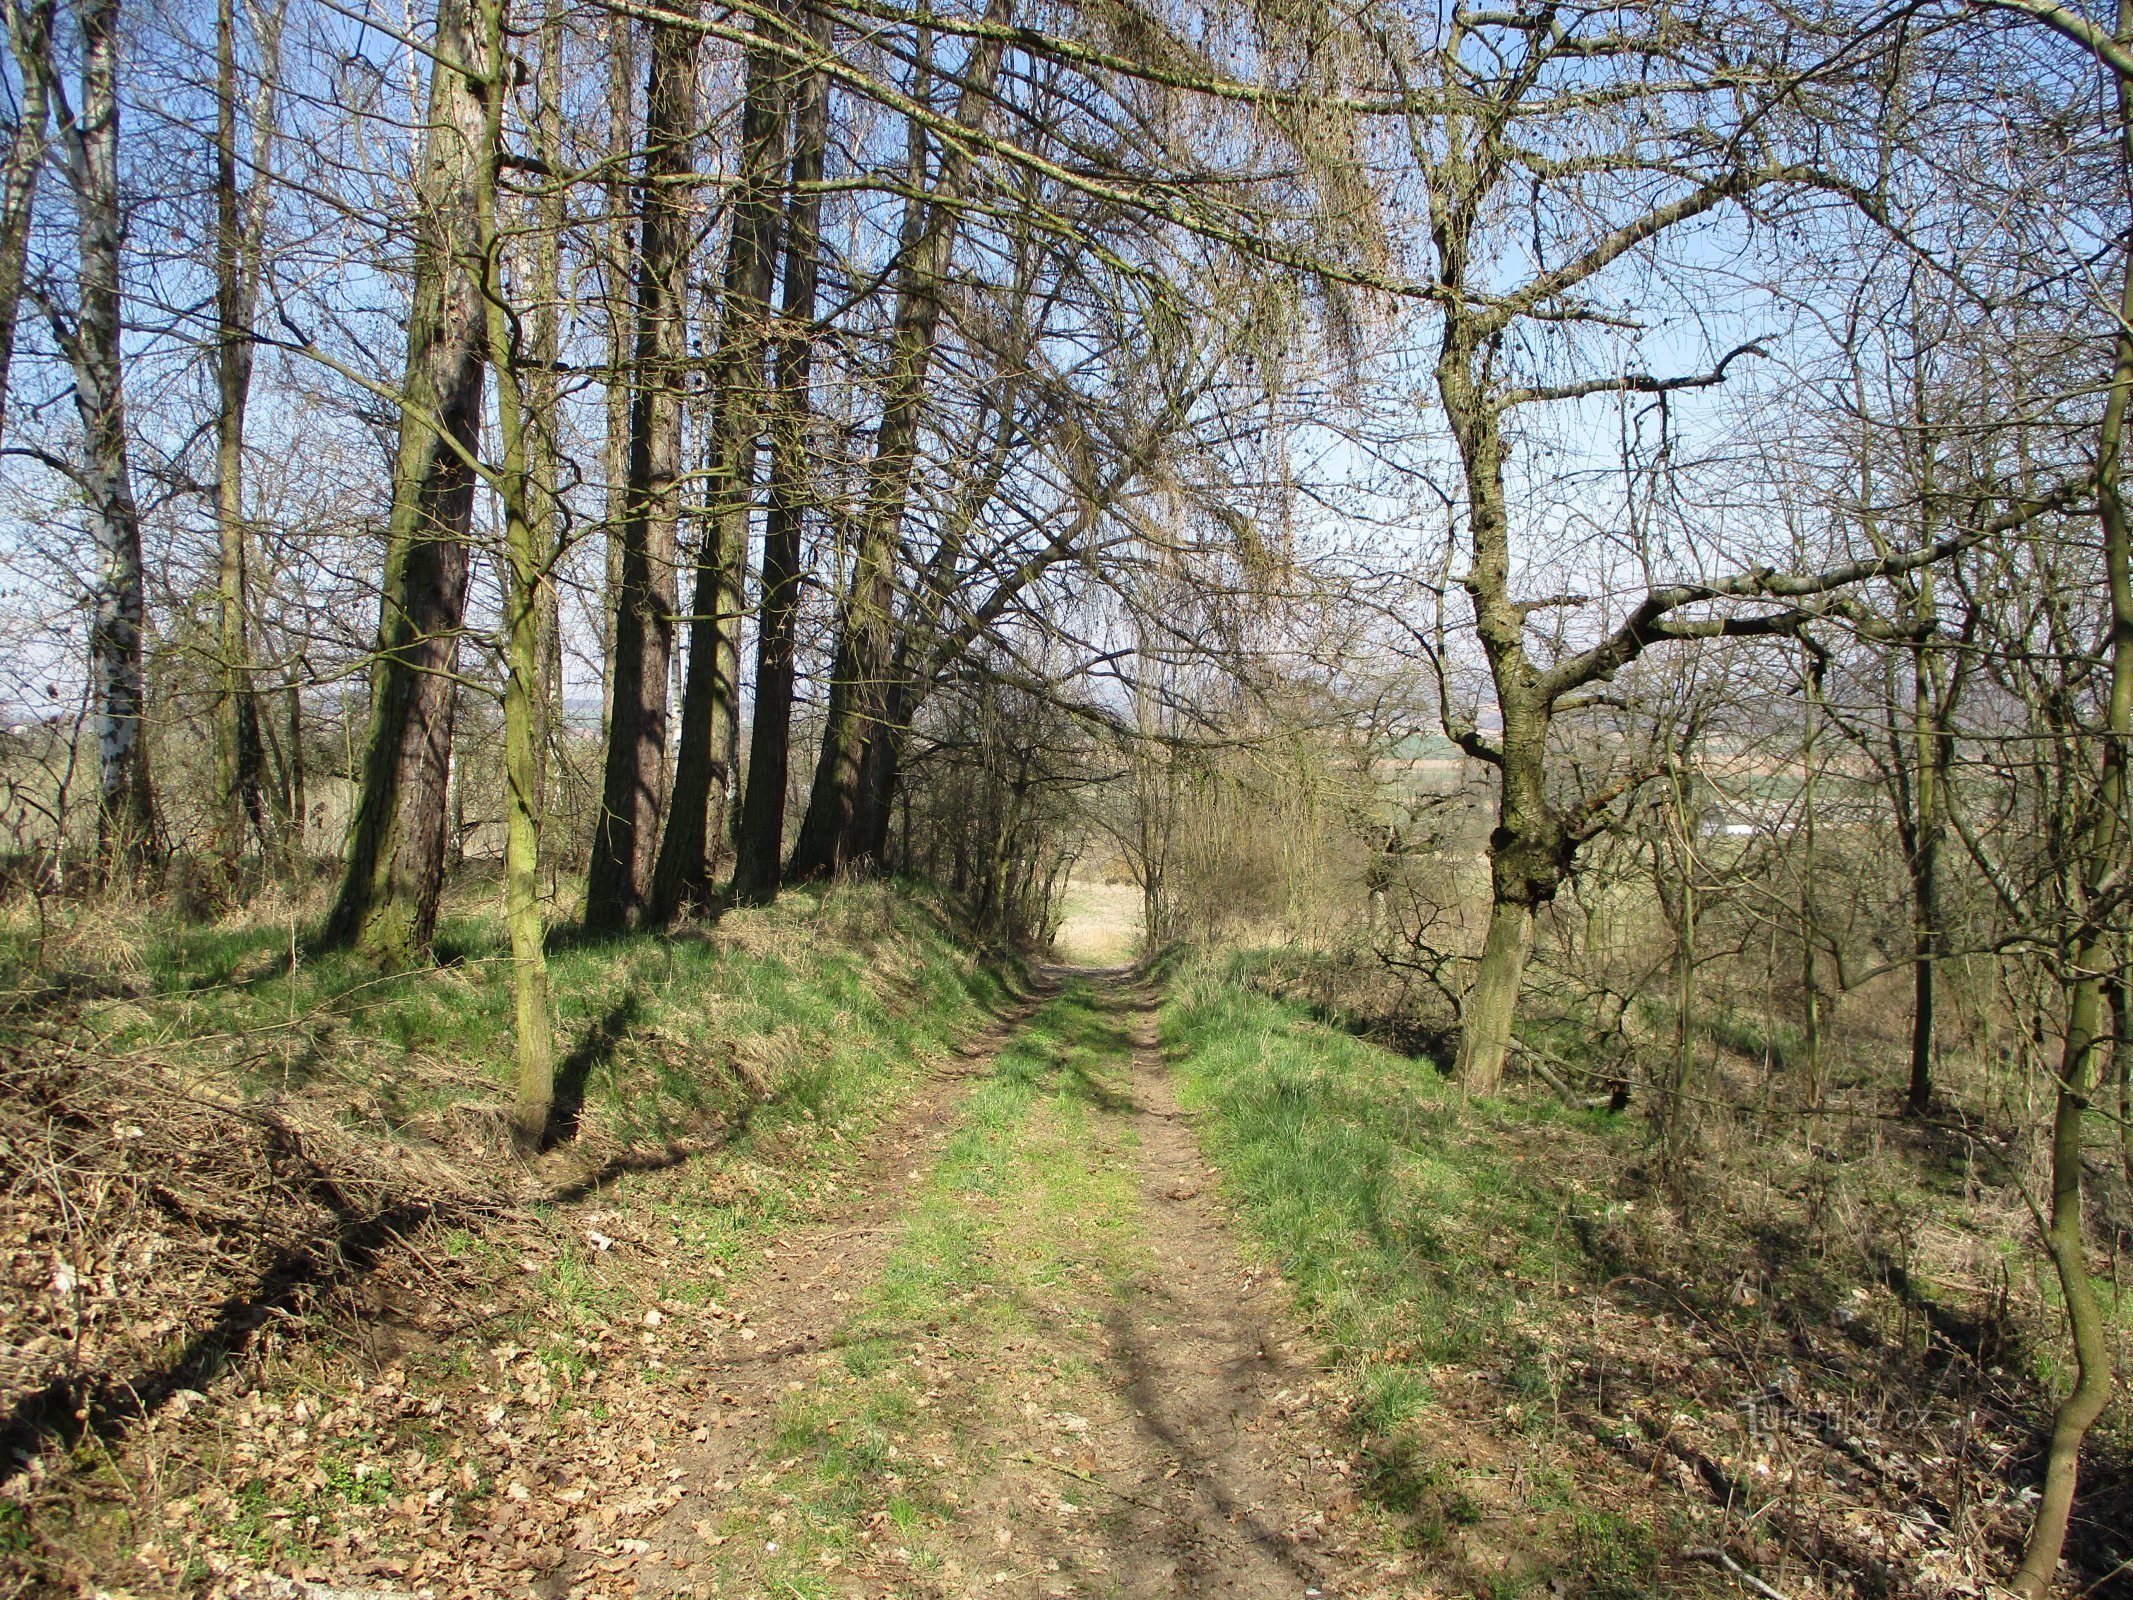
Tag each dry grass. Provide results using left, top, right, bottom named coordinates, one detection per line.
left=1050, top=878, right=1143, bottom=965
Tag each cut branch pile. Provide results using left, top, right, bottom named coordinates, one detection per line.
left=0, top=1025, right=494, bottom=1472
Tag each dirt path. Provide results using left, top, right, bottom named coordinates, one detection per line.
left=607, top=971, right=1409, bottom=1600
left=1079, top=987, right=1364, bottom=1597
left=188, top=969, right=1408, bottom=1600
left=544, top=973, right=1070, bottom=1598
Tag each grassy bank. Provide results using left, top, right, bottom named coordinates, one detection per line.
left=1161, top=955, right=2132, bottom=1600
left=0, top=873, right=1013, bottom=1147
left=0, top=877, right=1022, bottom=1593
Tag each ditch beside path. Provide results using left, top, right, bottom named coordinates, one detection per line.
left=602, top=969, right=1411, bottom=1600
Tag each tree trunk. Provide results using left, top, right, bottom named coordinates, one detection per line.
left=59, top=0, right=155, bottom=880
left=847, top=667, right=907, bottom=866
left=730, top=21, right=827, bottom=907
left=211, top=0, right=267, bottom=882
left=1452, top=696, right=1565, bottom=1092
left=596, top=12, right=633, bottom=737
left=528, top=0, right=566, bottom=836
left=1907, top=584, right=1948, bottom=1114
left=2012, top=962, right=2120, bottom=1599
left=1437, top=311, right=1573, bottom=1092
left=2112, top=954, right=2131, bottom=1189
left=651, top=18, right=789, bottom=923
left=1661, top=760, right=1699, bottom=1169
left=2011, top=38, right=2133, bottom=1586
left=787, top=0, right=1015, bottom=881
left=277, top=671, right=306, bottom=863
left=583, top=0, right=696, bottom=932
left=471, top=0, right=555, bottom=1146
left=1907, top=842, right=1938, bottom=1112
left=322, top=0, right=487, bottom=963
left=1801, top=652, right=1826, bottom=1107
left=1457, top=896, right=1531, bottom=1095
left=0, top=0, right=54, bottom=442
left=788, top=559, right=892, bottom=881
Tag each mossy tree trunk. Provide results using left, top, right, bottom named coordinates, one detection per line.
left=2112, top=956, right=2131, bottom=1189
left=2010, top=20, right=2132, bottom=1581
left=322, top=0, right=487, bottom=964
left=469, top=0, right=555, bottom=1147
left=527, top=0, right=566, bottom=838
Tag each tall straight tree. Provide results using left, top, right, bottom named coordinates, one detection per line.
left=49, top=0, right=154, bottom=875
left=209, top=0, right=277, bottom=880
left=649, top=8, right=792, bottom=923
left=583, top=0, right=698, bottom=932
left=468, top=0, right=555, bottom=1145
left=322, top=0, right=488, bottom=963
left=787, top=0, right=1015, bottom=881
left=0, top=0, right=54, bottom=441
left=730, top=7, right=828, bottom=906
left=1845, top=357, right=1977, bottom=1118
left=595, top=11, right=633, bottom=731
left=526, top=0, right=566, bottom=825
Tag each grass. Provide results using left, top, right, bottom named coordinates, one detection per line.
left=0, top=874, right=1031, bottom=1593
left=1163, top=958, right=1598, bottom=1373
left=1160, top=954, right=1699, bottom=1595
left=0, top=873, right=1016, bottom=1148
left=1162, top=950, right=2133, bottom=1598
left=33, top=972, right=1158, bottom=1595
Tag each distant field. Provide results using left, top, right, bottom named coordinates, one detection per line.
left=1052, top=878, right=1142, bottom=964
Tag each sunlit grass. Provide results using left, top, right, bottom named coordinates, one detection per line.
left=0, top=877, right=1017, bottom=1150
left=1160, top=956, right=1651, bottom=1592
left=1162, top=960, right=1592, bottom=1372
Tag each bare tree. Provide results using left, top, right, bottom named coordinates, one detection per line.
left=786, top=0, right=1016, bottom=882
left=45, top=0, right=155, bottom=876
left=209, top=0, right=281, bottom=881
left=650, top=9, right=791, bottom=922
left=470, top=0, right=554, bottom=1142
left=322, top=0, right=489, bottom=962
left=730, top=5, right=828, bottom=907
left=0, top=0, right=54, bottom=441
left=583, top=0, right=698, bottom=931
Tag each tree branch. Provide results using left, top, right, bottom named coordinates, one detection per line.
left=1498, top=339, right=1766, bottom=409
left=1537, top=482, right=2084, bottom=702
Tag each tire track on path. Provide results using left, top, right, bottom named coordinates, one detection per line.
left=946, top=977, right=1398, bottom=1600
left=616, top=970, right=1411, bottom=1600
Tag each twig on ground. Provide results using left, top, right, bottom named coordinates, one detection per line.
left=1686, top=1544, right=1797, bottom=1600
left=1011, top=1451, right=1169, bottom=1512
left=1505, top=1037, right=1614, bottom=1109
left=235, top=1580, right=424, bottom=1600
